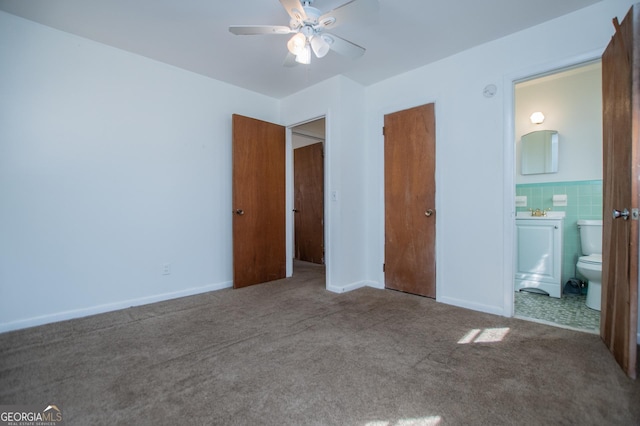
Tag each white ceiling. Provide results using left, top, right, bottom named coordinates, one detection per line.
left=0, top=0, right=601, bottom=99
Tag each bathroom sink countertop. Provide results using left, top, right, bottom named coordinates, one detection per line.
left=516, top=211, right=566, bottom=219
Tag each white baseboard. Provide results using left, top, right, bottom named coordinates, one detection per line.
left=438, top=296, right=505, bottom=317
left=0, top=280, right=233, bottom=334
left=327, top=280, right=377, bottom=294
left=366, top=281, right=384, bottom=290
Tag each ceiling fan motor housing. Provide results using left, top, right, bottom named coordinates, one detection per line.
left=295, top=5, right=335, bottom=36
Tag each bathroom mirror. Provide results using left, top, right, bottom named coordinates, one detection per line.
left=521, top=130, right=559, bottom=175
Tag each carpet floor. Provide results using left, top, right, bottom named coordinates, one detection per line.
left=1, top=261, right=638, bottom=425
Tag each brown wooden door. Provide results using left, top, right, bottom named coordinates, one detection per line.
left=601, top=6, right=639, bottom=379
left=294, top=142, right=324, bottom=264
left=232, top=114, right=286, bottom=288
left=384, top=103, right=436, bottom=297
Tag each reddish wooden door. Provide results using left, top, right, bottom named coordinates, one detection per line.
left=294, top=142, right=324, bottom=264
left=601, top=6, right=639, bottom=379
left=232, top=114, right=286, bottom=288
left=384, top=103, right=436, bottom=298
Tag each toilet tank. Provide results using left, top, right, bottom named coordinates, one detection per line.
left=577, top=219, right=603, bottom=255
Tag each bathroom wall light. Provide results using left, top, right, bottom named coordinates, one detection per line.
left=530, top=111, right=545, bottom=124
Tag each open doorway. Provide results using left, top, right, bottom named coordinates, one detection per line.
left=290, top=118, right=326, bottom=278
left=512, top=61, right=603, bottom=333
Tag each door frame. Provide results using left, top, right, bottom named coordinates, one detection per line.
left=503, top=49, right=619, bottom=316
left=285, top=114, right=330, bottom=286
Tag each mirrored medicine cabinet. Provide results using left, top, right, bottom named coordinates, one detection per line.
left=521, top=130, right=559, bottom=175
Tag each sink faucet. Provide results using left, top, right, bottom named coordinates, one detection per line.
left=529, top=208, right=551, bottom=217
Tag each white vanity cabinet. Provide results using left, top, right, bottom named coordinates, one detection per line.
left=515, top=212, right=565, bottom=298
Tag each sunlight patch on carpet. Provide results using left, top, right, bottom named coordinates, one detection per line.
left=365, top=416, right=442, bottom=426
left=457, top=327, right=510, bottom=344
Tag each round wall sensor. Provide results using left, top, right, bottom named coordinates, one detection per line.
left=483, top=84, right=497, bottom=98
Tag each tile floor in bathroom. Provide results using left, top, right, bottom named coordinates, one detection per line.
left=514, top=290, right=600, bottom=333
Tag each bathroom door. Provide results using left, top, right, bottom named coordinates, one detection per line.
left=601, top=5, right=639, bottom=379
left=232, top=114, right=286, bottom=288
left=384, top=103, right=436, bottom=298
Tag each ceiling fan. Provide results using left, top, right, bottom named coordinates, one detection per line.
left=229, top=0, right=379, bottom=66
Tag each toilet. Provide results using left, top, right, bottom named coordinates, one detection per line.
left=576, top=219, right=603, bottom=311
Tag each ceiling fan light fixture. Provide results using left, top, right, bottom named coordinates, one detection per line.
left=295, top=44, right=311, bottom=64
left=310, top=35, right=330, bottom=58
left=230, top=0, right=372, bottom=66
left=287, top=32, right=306, bottom=55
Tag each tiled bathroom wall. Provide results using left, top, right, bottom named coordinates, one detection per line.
left=515, top=180, right=603, bottom=286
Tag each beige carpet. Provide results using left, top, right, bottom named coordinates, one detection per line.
left=1, top=261, right=638, bottom=425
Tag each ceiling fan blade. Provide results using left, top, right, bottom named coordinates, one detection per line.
left=229, top=25, right=292, bottom=35
left=319, top=0, right=379, bottom=30
left=279, top=0, right=307, bottom=22
left=323, top=33, right=366, bottom=59
left=283, top=52, right=299, bottom=67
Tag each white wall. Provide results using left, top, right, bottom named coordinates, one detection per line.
left=282, top=76, right=369, bottom=293
left=363, top=0, right=637, bottom=318
left=515, top=63, right=602, bottom=184
left=0, top=11, right=280, bottom=331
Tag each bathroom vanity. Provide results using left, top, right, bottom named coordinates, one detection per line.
left=515, top=211, right=565, bottom=298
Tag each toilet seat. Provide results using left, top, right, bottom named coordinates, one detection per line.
left=578, top=254, right=602, bottom=265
